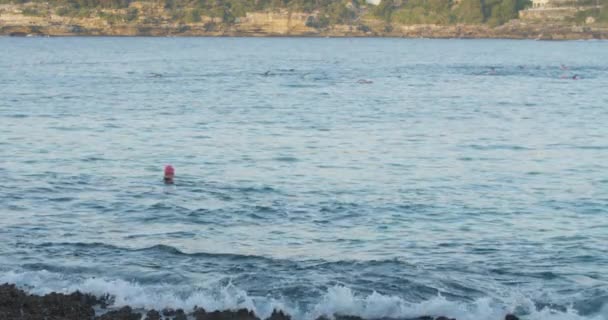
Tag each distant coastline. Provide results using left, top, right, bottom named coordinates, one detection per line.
left=2, top=2, right=608, bottom=40
left=2, top=22, right=608, bottom=40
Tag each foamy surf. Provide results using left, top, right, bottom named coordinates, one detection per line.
left=1, top=270, right=605, bottom=320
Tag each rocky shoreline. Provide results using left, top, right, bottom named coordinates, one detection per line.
left=2, top=0, right=608, bottom=39
left=2, top=22, right=608, bottom=39
left=1, top=4, right=608, bottom=40
left=0, top=283, right=520, bottom=320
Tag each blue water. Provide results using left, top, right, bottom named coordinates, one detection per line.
left=1, top=37, right=607, bottom=320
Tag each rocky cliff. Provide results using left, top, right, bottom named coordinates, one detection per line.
left=1, top=2, right=607, bottom=39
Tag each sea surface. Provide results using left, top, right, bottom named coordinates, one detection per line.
left=1, top=37, right=607, bottom=320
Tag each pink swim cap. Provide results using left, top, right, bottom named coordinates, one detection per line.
left=164, top=165, right=175, bottom=176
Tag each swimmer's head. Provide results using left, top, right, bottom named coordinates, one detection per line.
left=164, top=165, right=175, bottom=183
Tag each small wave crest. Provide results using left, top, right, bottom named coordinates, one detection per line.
left=1, top=270, right=605, bottom=320
left=34, top=242, right=276, bottom=262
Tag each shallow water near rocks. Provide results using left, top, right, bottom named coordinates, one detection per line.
left=1, top=37, right=607, bottom=320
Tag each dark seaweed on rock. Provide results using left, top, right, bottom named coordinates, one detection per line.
left=0, top=283, right=520, bottom=320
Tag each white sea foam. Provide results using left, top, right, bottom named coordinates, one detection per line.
left=1, top=270, right=606, bottom=320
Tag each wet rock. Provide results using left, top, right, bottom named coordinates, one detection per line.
left=42, top=291, right=96, bottom=319
left=323, top=316, right=453, bottom=320
left=267, top=309, right=291, bottom=320
left=0, top=283, right=28, bottom=319
left=333, top=315, right=364, bottom=320
left=98, top=293, right=114, bottom=308
left=192, top=307, right=207, bottom=319
left=145, top=309, right=162, bottom=320
left=195, top=308, right=260, bottom=320
left=163, top=308, right=177, bottom=316
left=0, top=283, right=98, bottom=320
left=95, top=306, right=141, bottom=320
left=0, top=283, right=521, bottom=320
left=174, top=308, right=188, bottom=320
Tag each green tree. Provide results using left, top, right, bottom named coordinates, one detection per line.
left=185, top=8, right=201, bottom=22
left=490, top=0, right=518, bottom=25
left=374, top=0, right=395, bottom=22
left=600, top=0, right=608, bottom=22
left=456, top=0, right=484, bottom=23
left=125, top=7, right=138, bottom=21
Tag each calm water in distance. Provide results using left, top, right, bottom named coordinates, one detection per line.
left=1, top=37, right=607, bottom=320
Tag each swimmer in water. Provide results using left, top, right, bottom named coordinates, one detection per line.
left=164, top=165, right=175, bottom=184
left=572, top=74, right=580, bottom=80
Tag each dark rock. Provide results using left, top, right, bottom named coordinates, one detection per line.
left=0, top=283, right=98, bottom=320
left=145, top=309, right=162, bottom=320
left=0, top=283, right=499, bottom=320
left=334, top=315, right=364, bottom=320
left=174, top=308, right=187, bottom=320
left=41, top=291, right=97, bottom=319
left=505, top=314, right=519, bottom=320
left=68, top=25, right=83, bottom=33
left=95, top=306, right=141, bottom=320
left=267, top=309, right=290, bottom=320
left=195, top=308, right=260, bottom=320
left=192, top=306, right=207, bottom=319
left=98, top=293, right=114, bottom=308
left=163, top=308, right=177, bottom=316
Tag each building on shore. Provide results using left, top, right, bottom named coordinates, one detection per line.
left=532, top=0, right=550, bottom=8
left=522, top=0, right=600, bottom=21
left=531, top=0, right=593, bottom=8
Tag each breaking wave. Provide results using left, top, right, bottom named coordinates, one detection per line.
left=1, top=270, right=606, bottom=320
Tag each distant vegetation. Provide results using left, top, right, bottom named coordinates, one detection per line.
left=572, top=0, right=608, bottom=23
left=373, top=0, right=532, bottom=25
left=1, top=0, right=607, bottom=25
left=0, top=0, right=369, bottom=25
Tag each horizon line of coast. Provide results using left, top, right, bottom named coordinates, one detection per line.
left=4, top=33, right=608, bottom=40
left=0, top=283, right=521, bottom=320
left=3, top=0, right=608, bottom=40
left=2, top=21, right=608, bottom=40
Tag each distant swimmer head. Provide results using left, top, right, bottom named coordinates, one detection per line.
left=164, top=165, right=175, bottom=184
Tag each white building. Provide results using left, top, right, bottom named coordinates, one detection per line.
left=365, top=0, right=381, bottom=5
left=532, top=0, right=551, bottom=8
left=531, top=0, right=581, bottom=8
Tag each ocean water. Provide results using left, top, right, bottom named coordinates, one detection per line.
left=0, top=37, right=607, bottom=320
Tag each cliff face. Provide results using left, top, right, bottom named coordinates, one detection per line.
left=0, top=4, right=320, bottom=36
left=1, top=3, right=607, bottom=39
